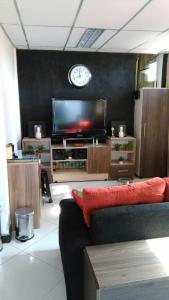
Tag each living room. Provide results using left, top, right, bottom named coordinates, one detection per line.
left=1, top=1, right=169, bottom=300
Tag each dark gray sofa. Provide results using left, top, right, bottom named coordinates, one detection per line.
left=59, top=198, right=169, bottom=300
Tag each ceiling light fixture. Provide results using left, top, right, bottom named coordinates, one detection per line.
left=77, top=28, right=104, bottom=48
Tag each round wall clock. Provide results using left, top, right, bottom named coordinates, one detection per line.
left=68, top=64, right=92, bottom=87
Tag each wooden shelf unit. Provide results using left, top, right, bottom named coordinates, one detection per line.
left=108, top=136, right=136, bottom=179
left=22, top=137, right=52, bottom=182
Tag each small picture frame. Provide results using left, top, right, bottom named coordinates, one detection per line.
left=28, top=121, right=46, bottom=138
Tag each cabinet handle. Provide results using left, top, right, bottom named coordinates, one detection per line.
left=118, top=170, right=128, bottom=173
left=143, top=123, right=146, bottom=137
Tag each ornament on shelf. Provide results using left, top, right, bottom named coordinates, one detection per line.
left=35, top=125, right=42, bottom=139
left=118, top=125, right=125, bottom=138
left=111, top=127, right=115, bottom=137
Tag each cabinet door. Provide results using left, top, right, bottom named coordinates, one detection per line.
left=140, top=89, right=169, bottom=177
left=87, top=146, right=111, bottom=173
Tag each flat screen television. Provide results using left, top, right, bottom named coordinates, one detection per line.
left=52, top=99, right=106, bottom=135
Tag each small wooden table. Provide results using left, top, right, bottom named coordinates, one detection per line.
left=84, top=237, right=169, bottom=300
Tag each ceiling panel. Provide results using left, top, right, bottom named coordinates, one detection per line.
left=17, top=0, right=81, bottom=26
left=25, top=26, right=70, bottom=47
left=130, top=49, right=156, bottom=54
left=3, top=24, right=27, bottom=46
left=76, top=0, right=148, bottom=29
left=98, top=48, right=129, bottom=53
left=0, top=0, right=19, bottom=24
left=133, top=32, right=169, bottom=53
left=101, top=31, right=160, bottom=50
left=30, top=46, right=63, bottom=51
left=16, top=45, right=28, bottom=49
left=66, top=28, right=86, bottom=48
left=91, top=30, right=116, bottom=48
left=125, top=0, right=169, bottom=31
left=66, top=48, right=96, bottom=52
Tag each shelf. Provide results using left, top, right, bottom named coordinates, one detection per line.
left=112, top=150, right=134, bottom=153
left=51, top=143, right=106, bottom=149
left=111, top=162, right=134, bottom=166
left=54, top=169, right=86, bottom=174
left=108, top=136, right=135, bottom=140
left=53, top=159, right=87, bottom=162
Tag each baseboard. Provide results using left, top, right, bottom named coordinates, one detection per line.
left=1, top=225, right=12, bottom=243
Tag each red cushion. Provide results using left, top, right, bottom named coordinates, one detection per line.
left=163, top=178, right=169, bottom=201
left=83, top=177, right=165, bottom=226
left=72, top=189, right=83, bottom=210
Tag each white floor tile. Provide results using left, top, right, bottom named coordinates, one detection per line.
left=0, top=253, right=63, bottom=300
left=41, top=203, right=60, bottom=226
left=0, top=244, right=22, bottom=265
left=24, top=229, right=61, bottom=270
left=11, top=220, right=58, bottom=251
left=41, top=279, right=66, bottom=300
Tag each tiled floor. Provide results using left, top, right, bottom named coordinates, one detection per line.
left=0, top=179, right=143, bottom=300
left=0, top=201, right=66, bottom=300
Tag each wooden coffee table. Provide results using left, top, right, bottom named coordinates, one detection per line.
left=84, top=237, right=169, bottom=300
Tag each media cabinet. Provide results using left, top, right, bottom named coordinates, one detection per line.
left=22, top=136, right=136, bottom=182
left=51, top=143, right=110, bottom=182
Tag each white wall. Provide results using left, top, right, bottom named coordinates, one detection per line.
left=0, top=27, right=21, bottom=235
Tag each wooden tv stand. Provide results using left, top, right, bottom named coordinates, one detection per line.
left=51, top=143, right=111, bottom=182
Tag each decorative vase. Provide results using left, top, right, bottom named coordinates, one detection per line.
left=35, top=126, right=42, bottom=139
left=118, top=126, right=125, bottom=138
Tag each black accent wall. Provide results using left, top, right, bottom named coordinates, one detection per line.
left=17, top=50, right=137, bottom=137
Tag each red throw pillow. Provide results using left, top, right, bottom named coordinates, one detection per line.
left=83, top=177, right=165, bottom=226
left=72, top=189, right=83, bottom=210
left=163, top=178, right=169, bottom=201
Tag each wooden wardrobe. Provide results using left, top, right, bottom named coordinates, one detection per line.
left=134, top=88, right=169, bottom=177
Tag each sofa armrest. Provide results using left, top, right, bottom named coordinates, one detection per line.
left=59, top=199, right=90, bottom=300
left=89, top=202, right=169, bottom=244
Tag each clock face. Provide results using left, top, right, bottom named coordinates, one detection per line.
left=68, top=64, right=92, bottom=87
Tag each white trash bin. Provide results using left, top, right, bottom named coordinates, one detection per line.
left=15, top=208, right=34, bottom=242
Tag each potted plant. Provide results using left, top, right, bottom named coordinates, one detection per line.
left=22, top=145, right=35, bottom=155
left=114, top=143, right=120, bottom=151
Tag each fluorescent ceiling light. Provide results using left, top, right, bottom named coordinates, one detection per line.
left=77, top=28, right=104, bottom=48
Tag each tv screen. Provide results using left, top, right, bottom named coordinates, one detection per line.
left=52, top=99, right=106, bottom=134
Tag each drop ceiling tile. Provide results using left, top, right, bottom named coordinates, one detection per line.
left=91, top=30, right=116, bottom=48
left=101, top=31, right=159, bottom=50
left=16, top=45, right=28, bottom=49
left=25, top=26, right=70, bottom=47
left=0, top=0, right=19, bottom=24
left=76, top=0, right=148, bottom=29
left=134, top=32, right=169, bottom=53
left=65, top=48, right=96, bottom=52
left=66, top=28, right=86, bottom=48
left=130, top=49, right=156, bottom=54
left=17, top=0, right=81, bottom=26
left=125, top=0, right=169, bottom=31
left=3, top=24, right=27, bottom=46
left=30, top=47, right=63, bottom=51
left=98, top=48, right=129, bottom=53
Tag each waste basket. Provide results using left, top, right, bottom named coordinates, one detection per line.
left=15, top=208, right=34, bottom=242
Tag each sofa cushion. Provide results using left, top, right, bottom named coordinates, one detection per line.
left=72, top=189, right=83, bottom=210
left=163, top=178, right=169, bottom=201
left=83, top=177, right=165, bottom=226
